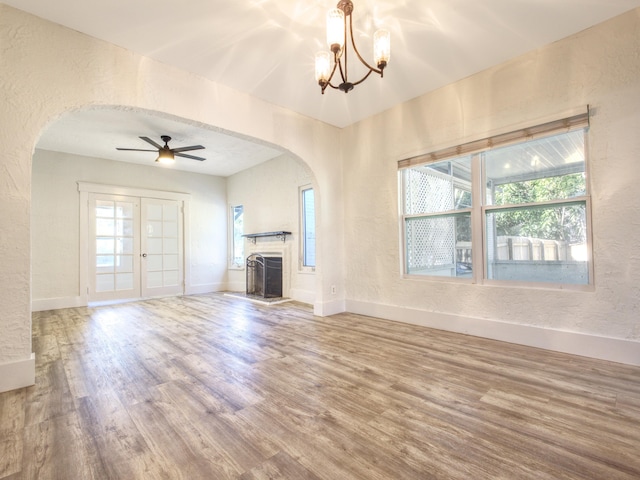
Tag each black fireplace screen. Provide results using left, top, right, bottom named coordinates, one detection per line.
left=246, top=254, right=283, bottom=298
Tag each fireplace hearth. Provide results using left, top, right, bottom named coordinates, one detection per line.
left=246, top=254, right=283, bottom=298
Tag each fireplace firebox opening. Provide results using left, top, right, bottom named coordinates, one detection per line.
left=246, top=254, right=283, bottom=298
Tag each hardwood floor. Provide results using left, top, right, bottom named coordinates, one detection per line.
left=1, top=293, right=639, bottom=479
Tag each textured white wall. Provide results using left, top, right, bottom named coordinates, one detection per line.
left=31, top=151, right=82, bottom=301
left=31, top=150, right=228, bottom=303
left=342, top=9, right=640, bottom=357
left=226, top=154, right=316, bottom=303
left=0, top=5, right=343, bottom=387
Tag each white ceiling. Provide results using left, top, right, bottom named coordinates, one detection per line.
left=8, top=0, right=640, bottom=176
left=37, top=107, right=285, bottom=177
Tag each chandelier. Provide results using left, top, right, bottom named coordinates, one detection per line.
left=315, top=0, right=390, bottom=94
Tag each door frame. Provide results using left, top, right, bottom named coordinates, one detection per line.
left=78, top=182, right=191, bottom=305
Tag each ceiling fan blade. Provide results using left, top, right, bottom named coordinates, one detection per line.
left=139, top=136, right=163, bottom=149
left=116, top=148, right=158, bottom=152
left=175, top=152, right=206, bottom=161
left=172, top=145, right=205, bottom=153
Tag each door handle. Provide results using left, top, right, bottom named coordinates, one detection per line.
left=141, top=253, right=147, bottom=258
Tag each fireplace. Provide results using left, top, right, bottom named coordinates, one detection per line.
left=246, top=254, right=283, bottom=298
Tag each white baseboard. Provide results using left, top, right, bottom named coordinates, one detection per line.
left=32, top=296, right=85, bottom=312
left=346, top=300, right=640, bottom=366
left=315, top=298, right=346, bottom=317
left=0, top=354, right=35, bottom=393
left=185, top=283, right=225, bottom=295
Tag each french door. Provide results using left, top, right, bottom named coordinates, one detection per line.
left=140, top=197, right=184, bottom=297
left=88, top=193, right=184, bottom=303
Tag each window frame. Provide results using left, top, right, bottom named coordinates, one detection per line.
left=299, top=185, right=316, bottom=273
left=399, top=109, right=593, bottom=290
left=228, top=204, right=244, bottom=270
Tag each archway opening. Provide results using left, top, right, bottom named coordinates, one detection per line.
left=31, top=106, right=320, bottom=310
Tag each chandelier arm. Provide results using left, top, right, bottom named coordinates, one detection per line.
left=337, top=56, right=348, bottom=84
left=321, top=53, right=342, bottom=93
left=347, top=11, right=383, bottom=75
left=328, top=52, right=341, bottom=84
left=348, top=69, right=375, bottom=87
left=321, top=80, right=342, bottom=93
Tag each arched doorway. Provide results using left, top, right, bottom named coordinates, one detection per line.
left=31, top=106, right=320, bottom=309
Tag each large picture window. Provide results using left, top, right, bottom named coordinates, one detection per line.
left=399, top=110, right=591, bottom=287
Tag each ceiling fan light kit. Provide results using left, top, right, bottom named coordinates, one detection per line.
left=156, top=150, right=175, bottom=164
left=116, top=135, right=206, bottom=165
left=315, top=0, right=390, bottom=94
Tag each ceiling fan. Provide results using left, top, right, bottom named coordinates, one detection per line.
left=116, top=135, right=206, bottom=163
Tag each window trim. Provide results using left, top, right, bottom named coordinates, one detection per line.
left=399, top=109, right=593, bottom=291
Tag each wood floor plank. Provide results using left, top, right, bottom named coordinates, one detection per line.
left=0, top=371, right=27, bottom=477
left=0, top=433, right=22, bottom=479
left=239, top=451, right=323, bottom=480
left=151, top=389, right=269, bottom=475
left=57, top=347, right=111, bottom=402
left=235, top=401, right=377, bottom=480
left=127, top=393, right=234, bottom=479
left=23, top=359, right=76, bottom=427
left=74, top=388, right=158, bottom=480
left=2, top=293, right=639, bottom=479
left=0, top=388, right=26, bottom=437
left=20, top=411, right=103, bottom=480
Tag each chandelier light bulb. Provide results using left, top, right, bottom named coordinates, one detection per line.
left=315, top=51, right=332, bottom=84
left=326, top=8, right=345, bottom=52
left=373, top=29, right=390, bottom=69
